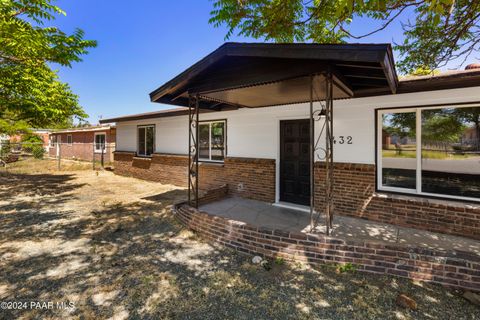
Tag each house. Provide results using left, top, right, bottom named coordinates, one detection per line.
left=100, top=43, right=480, bottom=289
left=101, top=43, right=480, bottom=235
left=48, top=125, right=116, bottom=162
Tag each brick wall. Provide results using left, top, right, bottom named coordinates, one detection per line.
left=48, top=129, right=116, bottom=162
left=114, top=152, right=479, bottom=240
left=224, top=157, right=275, bottom=202
left=175, top=203, right=480, bottom=292
left=114, top=152, right=188, bottom=186
left=113, top=152, right=275, bottom=202
left=314, top=162, right=480, bottom=240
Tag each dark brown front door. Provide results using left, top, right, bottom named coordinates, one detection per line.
left=280, top=119, right=310, bottom=205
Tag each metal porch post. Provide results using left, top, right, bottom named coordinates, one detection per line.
left=309, top=75, right=315, bottom=231
left=188, top=94, right=200, bottom=208
left=325, top=71, right=334, bottom=234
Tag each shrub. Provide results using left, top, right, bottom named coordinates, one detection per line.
left=0, top=140, right=11, bottom=159
left=336, top=263, right=357, bottom=273
left=21, top=133, right=44, bottom=155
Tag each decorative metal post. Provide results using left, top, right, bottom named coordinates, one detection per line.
left=309, top=72, right=335, bottom=235
left=188, top=94, right=200, bottom=208
left=309, top=75, right=315, bottom=231
left=325, top=71, right=334, bottom=234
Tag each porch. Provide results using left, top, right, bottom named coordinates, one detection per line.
left=200, top=196, right=480, bottom=255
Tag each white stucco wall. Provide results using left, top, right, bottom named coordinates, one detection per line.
left=115, top=86, right=480, bottom=165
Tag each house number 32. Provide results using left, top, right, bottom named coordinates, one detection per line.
left=334, top=136, right=353, bottom=145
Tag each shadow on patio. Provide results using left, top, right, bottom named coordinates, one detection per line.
left=200, top=196, right=480, bottom=255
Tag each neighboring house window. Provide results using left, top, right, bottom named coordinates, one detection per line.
left=137, top=125, right=154, bottom=156
left=50, top=135, right=57, bottom=147
left=377, top=104, right=480, bottom=201
left=94, top=133, right=106, bottom=153
left=67, top=134, right=73, bottom=145
left=199, top=120, right=226, bottom=162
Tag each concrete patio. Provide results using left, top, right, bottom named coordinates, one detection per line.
left=200, top=196, right=480, bottom=255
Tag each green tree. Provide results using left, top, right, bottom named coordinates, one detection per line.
left=0, top=0, right=96, bottom=134
left=452, top=107, right=480, bottom=149
left=209, top=0, right=480, bottom=73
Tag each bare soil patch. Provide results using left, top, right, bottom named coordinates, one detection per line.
left=0, top=159, right=478, bottom=319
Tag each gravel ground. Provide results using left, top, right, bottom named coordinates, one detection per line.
left=0, top=158, right=478, bottom=319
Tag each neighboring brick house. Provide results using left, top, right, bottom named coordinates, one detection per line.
left=8, top=129, right=51, bottom=150
left=100, top=43, right=480, bottom=243
left=48, top=125, right=116, bottom=162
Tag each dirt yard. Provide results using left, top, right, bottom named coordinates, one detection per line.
left=0, top=159, right=478, bottom=319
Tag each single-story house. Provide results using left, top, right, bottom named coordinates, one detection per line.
left=48, top=125, right=116, bottom=162
left=100, top=43, right=480, bottom=290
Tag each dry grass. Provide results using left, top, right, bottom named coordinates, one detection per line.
left=3, top=157, right=92, bottom=174
left=0, top=159, right=478, bottom=319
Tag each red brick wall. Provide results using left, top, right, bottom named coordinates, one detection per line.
left=314, top=162, right=480, bottom=240
left=114, top=152, right=479, bottom=240
left=175, top=203, right=480, bottom=292
left=113, top=152, right=275, bottom=202
left=48, top=129, right=115, bottom=162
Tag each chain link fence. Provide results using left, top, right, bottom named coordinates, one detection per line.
left=0, top=141, right=115, bottom=170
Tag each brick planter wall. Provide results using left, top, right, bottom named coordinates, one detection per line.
left=113, top=152, right=275, bottom=202
left=174, top=203, right=480, bottom=292
left=315, top=162, right=480, bottom=240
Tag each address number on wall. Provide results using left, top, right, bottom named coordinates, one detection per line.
left=333, top=136, right=353, bottom=145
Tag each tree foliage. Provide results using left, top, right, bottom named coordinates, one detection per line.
left=209, top=0, right=480, bottom=73
left=0, top=0, right=97, bottom=134
left=385, top=108, right=479, bottom=148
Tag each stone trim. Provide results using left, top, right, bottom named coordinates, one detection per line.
left=174, top=203, right=480, bottom=292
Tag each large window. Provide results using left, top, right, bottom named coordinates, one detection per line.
left=94, top=133, right=106, bottom=153
left=199, top=120, right=226, bottom=162
left=378, top=105, right=480, bottom=201
left=138, top=125, right=154, bottom=156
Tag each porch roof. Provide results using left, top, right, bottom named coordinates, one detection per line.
left=149, top=42, right=397, bottom=110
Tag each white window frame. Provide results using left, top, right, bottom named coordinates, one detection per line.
left=137, top=125, right=155, bottom=157
left=94, top=132, right=106, bottom=153
left=377, top=103, right=480, bottom=202
left=198, top=120, right=226, bottom=162
left=66, top=134, right=73, bottom=145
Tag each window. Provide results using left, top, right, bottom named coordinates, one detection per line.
left=199, top=120, right=226, bottom=161
left=67, top=134, right=73, bottom=145
left=94, top=133, right=106, bottom=153
left=377, top=104, right=480, bottom=201
left=137, top=125, right=154, bottom=156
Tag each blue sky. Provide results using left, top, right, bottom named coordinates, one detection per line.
left=52, top=1, right=476, bottom=123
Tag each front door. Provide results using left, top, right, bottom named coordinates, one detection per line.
left=280, top=119, right=310, bottom=205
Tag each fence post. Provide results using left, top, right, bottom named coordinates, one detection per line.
left=57, top=142, right=61, bottom=170
left=101, top=144, right=104, bottom=169
left=92, top=143, right=95, bottom=170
